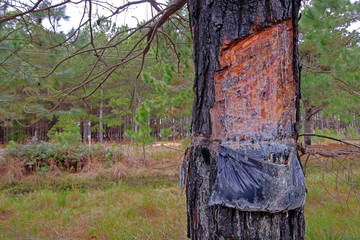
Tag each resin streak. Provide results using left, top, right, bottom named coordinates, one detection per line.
left=211, top=20, right=296, bottom=141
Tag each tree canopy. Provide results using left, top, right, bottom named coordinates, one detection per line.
left=300, top=0, right=360, bottom=124
left=0, top=0, right=192, bottom=143
left=0, top=0, right=359, bottom=144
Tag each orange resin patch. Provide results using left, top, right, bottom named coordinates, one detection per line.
left=210, top=20, right=296, bottom=140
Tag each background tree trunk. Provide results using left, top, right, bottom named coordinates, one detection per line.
left=302, top=99, right=328, bottom=146
left=99, top=84, right=104, bottom=144
left=83, top=118, right=88, bottom=144
left=303, top=100, right=313, bottom=146
left=185, top=0, right=305, bottom=239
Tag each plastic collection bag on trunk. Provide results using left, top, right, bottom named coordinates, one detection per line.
left=208, top=144, right=306, bottom=212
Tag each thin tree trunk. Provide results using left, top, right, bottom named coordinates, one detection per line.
left=303, top=100, right=327, bottom=146
left=83, top=118, right=88, bottom=144
left=143, top=145, right=146, bottom=167
left=303, top=100, right=313, bottom=146
left=185, top=0, right=305, bottom=239
left=320, top=114, right=324, bottom=130
left=304, top=116, right=312, bottom=145
left=99, top=84, right=104, bottom=143
left=326, top=117, right=329, bottom=129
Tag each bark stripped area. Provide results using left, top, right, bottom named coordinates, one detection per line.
left=186, top=0, right=304, bottom=239
left=211, top=20, right=296, bottom=141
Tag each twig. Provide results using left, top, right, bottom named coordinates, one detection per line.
left=312, top=154, right=358, bottom=186
left=304, top=148, right=360, bottom=157
left=0, top=0, right=43, bottom=24
left=150, top=163, right=182, bottom=169
left=138, top=228, right=152, bottom=240
left=0, top=224, right=35, bottom=239
left=162, top=145, right=183, bottom=152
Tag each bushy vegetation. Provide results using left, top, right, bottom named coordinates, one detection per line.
left=4, top=141, right=124, bottom=175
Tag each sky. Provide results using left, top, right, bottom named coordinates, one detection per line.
left=349, top=0, right=360, bottom=31
left=54, top=0, right=162, bottom=33
left=40, top=0, right=359, bottom=33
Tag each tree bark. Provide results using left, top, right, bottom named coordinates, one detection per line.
left=302, top=100, right=327, bottom=146
left=303, top=100, right=313, bottom=146
left=99, top=84, right=104, bottom=143
left=185, top=0, right=305, bottom=239
left=83, top=118, right=88, bottom=144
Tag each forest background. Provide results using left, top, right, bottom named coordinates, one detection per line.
left=0, top=0, right=359, bottom=149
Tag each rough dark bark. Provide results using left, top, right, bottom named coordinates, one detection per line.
left=185, top=0, right=305, bottom=239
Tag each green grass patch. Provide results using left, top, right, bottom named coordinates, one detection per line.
left=0, top=150, right=359, bottom=239
left=304, top=156, right=360, bottom=239
left=0, top=175, right=186, bottom=239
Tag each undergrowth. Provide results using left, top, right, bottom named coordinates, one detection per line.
left=0, top=177, right=185, bottom=239
left=304, top=155, right=360, bottom=239
left=0, top=143, right=358, bottom=239
left=4, top=141, right=124, bottom=175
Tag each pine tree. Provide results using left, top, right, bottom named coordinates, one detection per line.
left=125, top=104, right=155, bottom=166
left=299, top=0, right=360, bottom=145
left=184, top=0, right=305, bottom=238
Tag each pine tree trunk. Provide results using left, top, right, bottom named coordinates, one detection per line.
left=99, top=85, right=104, bottom=143
left=185, top=0, right=305, bottom=239
left=303, top=101, right=313, bottom=146
left=83, top=119, right=88, bottom=144
left=143, top=145, right=146, bottom=167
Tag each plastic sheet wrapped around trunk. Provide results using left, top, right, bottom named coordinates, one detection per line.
left=208, top=145, right=306, bottom=212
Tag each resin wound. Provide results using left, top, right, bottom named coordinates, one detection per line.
left=210, top=20, right=296, bottom=141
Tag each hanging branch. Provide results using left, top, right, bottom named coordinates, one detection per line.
left=1, top=0, right=188, bottom=127
left=299, top=133, right=360, bottom=149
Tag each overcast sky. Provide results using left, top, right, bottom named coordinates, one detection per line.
left=54, top=0, right=162, bottom=33
left=50, top=0, right=359, bottom=33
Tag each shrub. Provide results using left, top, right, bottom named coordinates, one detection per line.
left=5, top=142, right=124, bottom=174
left=47, top=115, right=81, bottom=146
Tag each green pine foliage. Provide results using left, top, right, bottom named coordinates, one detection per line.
left=1, top=0, right=357, bottom=145
left=0, top=2, right=194, bottom=143
left=300, top=0, right=360, bottom=122
left=47, top=111, right=83, bottom=146
left=140, top=16, right=194, bottom=139
left=125, top=104, right=155, bottom=165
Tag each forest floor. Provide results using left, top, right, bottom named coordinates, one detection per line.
left=0, top=141, right=359, bottom=239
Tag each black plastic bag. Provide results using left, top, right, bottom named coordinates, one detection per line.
left=208, top=144, right=306, bottom=212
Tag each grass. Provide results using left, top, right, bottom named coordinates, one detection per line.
left=303, top=154, right=360, bottom=240
left=0, top=142, right=359, bottom=239
left=0, top=175, right=186, bottom=239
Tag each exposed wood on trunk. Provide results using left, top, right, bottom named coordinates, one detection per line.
left=211, top=20, right=296, bottom=141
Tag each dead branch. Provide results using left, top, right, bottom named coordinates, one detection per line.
left=150, top=163, right=182, bottom=169
left=162, top=145, right=184, bottom=152
left=0, top=0, right=44, bottom=24
left=299, top=133, right=360, bottom=149
left=0, top=0, right=188, bottom=127
left=303, top=148, right=360, bottom=158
